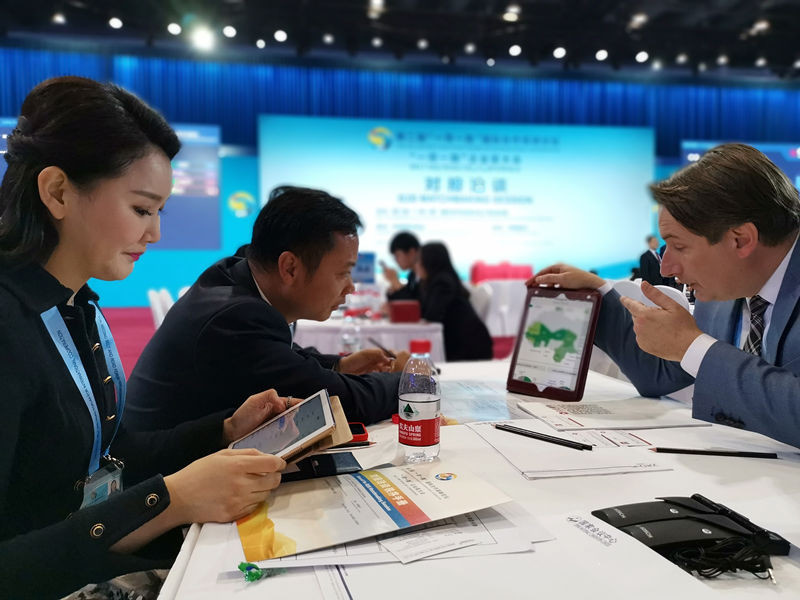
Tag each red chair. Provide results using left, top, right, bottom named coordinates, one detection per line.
left=470, top=261, right=533, bottom=284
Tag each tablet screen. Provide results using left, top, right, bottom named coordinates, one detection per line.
left=511, top=292, right=595, bottom=391
left=231, top=390, right=332, bottom=456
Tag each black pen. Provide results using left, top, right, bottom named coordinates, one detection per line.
left=650, top=447, right=778, bottom=459
left=494, top=423, right=593, bottom=451
left=367, top=336, right=397, bottom=359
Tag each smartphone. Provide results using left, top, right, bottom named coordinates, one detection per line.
left=348, top=422, right=369, bottom=443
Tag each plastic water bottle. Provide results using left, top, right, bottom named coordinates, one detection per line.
left=340, top=316, right=361, bottom=354
left=398, top=339, right=440, bottom=463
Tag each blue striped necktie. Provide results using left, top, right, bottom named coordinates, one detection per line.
left=743, top=295, right=769, bottom=356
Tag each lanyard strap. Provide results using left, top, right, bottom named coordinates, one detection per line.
left=41, top=302, right=125, bottom=475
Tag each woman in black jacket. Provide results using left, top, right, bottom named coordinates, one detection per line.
left=416, top=242, right=493, bottom=361
left=0, top=76, right=289, bottom=598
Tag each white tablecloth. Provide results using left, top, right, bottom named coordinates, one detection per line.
left=293, top=318, right=446, bottom=363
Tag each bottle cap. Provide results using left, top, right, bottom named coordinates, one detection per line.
left=409, top=339, right=432, bottom=354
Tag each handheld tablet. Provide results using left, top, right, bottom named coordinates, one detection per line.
left=507, top=286, right=602, bottom=402
left=229, top=389, right=335, bottom=460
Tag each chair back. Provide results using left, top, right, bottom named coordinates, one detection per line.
left=469, top=282, right=493, bottom=321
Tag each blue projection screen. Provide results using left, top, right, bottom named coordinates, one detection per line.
left=259, top=116, right=654, bottom=278
left=0, top=118, right=17, bottom=182
left=682, top=141, right=800, bottom=189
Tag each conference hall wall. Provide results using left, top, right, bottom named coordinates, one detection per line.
left=3, top=47, right=800, bottom=306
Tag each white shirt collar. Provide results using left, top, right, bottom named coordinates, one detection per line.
left=753, top=233, right=799, bottom=305
left=251, top=272, right=271, bottom=305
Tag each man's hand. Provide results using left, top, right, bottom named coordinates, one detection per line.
left=339, top=348, right=394, bottom=374
left=382, top=266, right=402, bottom=292
left=223, top=389, right=298, bottom=445
left=619, top=281, right=703, bottom=361
left=528, top=263, right=606, bottom=290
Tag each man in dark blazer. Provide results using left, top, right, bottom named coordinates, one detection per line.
left=532, top=144, right=800, bottom=448
left=639, top=235, right=664, bottom=285
left=383, top=231, right=421, bottom=300
left=126, top=187, right=408, bottom=431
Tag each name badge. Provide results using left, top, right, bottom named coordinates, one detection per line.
left=80, top=461, right=123, bottom=508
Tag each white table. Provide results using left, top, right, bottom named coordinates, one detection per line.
left=161, top=361, right=800, bottom=600
left=294, top=318, right=446, bottom=363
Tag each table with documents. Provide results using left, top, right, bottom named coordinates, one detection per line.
left=161, top=361, right=800, bottom=600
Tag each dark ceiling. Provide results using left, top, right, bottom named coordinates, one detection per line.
left=2, top=1, right=800, bottom=78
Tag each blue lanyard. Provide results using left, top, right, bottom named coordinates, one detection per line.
left=41, top=301, right=126, bottom=475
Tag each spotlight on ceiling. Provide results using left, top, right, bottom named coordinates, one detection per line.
left=595, top=49, right=608, bottom=61
left=486, top=58, right=496, bottom=67
left=371, top=36, right=383, bottom=48
left=502, top=4, right=521, bottom=22
left=256, top=39, right=266, bottom=49
left=717, top=54, right=728, bottom=66
left=322, top=33, right=335, bottom=44
left=794, top=59, right=800, bottom=69
left=698, top=62, right=707, bottom=72
left=755, top=56, right=767, bottom=67
left=167, top=22, right=182, bottom=35
left=367, top=0, right=385, bottom=20
left=52, top=12, right=67, bottom=25
left=464, top=42, right=476, bottom=55
left=441, top=55, right=451, bottom=64
left=629, top=12, right=648, bottom=29
left=635, top=51, right=649, bottom=63
left=417, top=38, right=428, bottom=50
left=190, top=26, right=215, bottom=51
left=274, top=29, right=288, bottom=43
left=223, top=26, right=236, bottom=39
left=676, top=52, right=688, bottom=64
left=508, top=44, right=522, bottom=57
left=651, top=59, right=663, bottom=71
left=108, top=17, right=123, bottom=30
left=553, top=47, right=566, bottom=59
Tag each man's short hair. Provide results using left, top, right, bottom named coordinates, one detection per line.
left=389, top=231, right=420, bottom=254
left=645, top=234, right=657, bottom=244
left=248, top=186, right=362, bottom=274
left=650, top=143, right=800, bottom=246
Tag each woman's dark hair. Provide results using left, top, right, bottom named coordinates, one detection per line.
left=419, top=242, right=469, bottom=298
left=650, top=143, right=800, bottom=246
left=0, top=76, right=181, bottom=264
left=248, top=186, right=362, bottom=275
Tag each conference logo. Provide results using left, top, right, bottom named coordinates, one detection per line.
left=227, top=191, right=256, bottom=218
left=367, top=126, right=393, bottom=150
left=435, top=472, right=456, bottom=481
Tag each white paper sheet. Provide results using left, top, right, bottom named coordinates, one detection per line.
left=378, top=524, right=479, bottom=563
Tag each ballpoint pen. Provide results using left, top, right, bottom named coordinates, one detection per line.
left=494, top=423, right=593, bottom=451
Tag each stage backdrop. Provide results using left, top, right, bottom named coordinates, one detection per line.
left=259, top=115, right=654, bottom=279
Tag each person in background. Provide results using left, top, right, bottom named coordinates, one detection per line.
left=639, top=234, right=664, bottom=285
left=416, top=242, right=493, bottom=361
left=531, top=143, right=800, bottom=448
left=126, top=186, right=409, bottom=432
left=0, top=76, right=288, bottom=598
left=383, top=231, right=421, bottom=300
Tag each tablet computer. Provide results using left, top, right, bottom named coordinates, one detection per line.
left=229, top=389, right=336, bottom=460
left=506, top=286, right=602, bottom=402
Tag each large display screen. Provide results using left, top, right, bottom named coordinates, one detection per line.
left=259, top=116, right=654, bottom=279
left=156, top=124, right=221, bottom=250
left=682, top=140, right=800, bottom=188
left=0, top=118, right=17, bottom=182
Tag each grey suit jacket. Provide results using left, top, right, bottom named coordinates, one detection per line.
left=594, top=242, right=800, bottom=448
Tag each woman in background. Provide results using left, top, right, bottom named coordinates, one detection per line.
left=416, top=242, right=493, bottom=361
left=0, top=76, right=288, bottom=598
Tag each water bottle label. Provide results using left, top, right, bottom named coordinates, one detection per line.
left=398, top=400, right=440, bottom=447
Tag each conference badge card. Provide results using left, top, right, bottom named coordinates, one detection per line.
left=235, top=461, right=510, bottom=562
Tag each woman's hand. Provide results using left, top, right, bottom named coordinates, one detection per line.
left=165, top=449, right=285, bottom=524
left=527, top=263, right=606, bottom=290
left=223, top=389, right=296, bottom=445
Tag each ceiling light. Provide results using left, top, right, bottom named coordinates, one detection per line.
left=509, top=44, right=522, bottom=57
left=441, top=55, right=451, bottom=64
left=368, top=0, right=384, bottom=20
left=595, top=49, right=608, bottom=61
left=635, top=51, right=649, bottom=63
left=698, top=62, right=707, bottom=72
left=794, top=59, right=800, bottom=69
left=676, top=52, right=688, bottom=64
left=256, top=39, right=266, bottom=49
left=503, top=3, right=521, bottom=22
left=274, top=29, right=287, bottom=42
left=752, top=19, right=770, bottom=32
left=755, top=56, right=767, bottom=67
left=52, top=12, right=67, bottom=25
left=486, top=58, right=495, bottom=67
left=371, top=36, right=383, bottom=48
left=629, top=13, right=648, bottom=29
left=464, top=42, right=476, bottom=54
left=190, top=26, right=215, bottom=51
left=417, top=38, right=428, bottom=50
left=553, top=47, right=566, bottom=59
left=323, top=33, right=335, bottom=44
left=716, top=54, right=728, bottom=66
left=651, top=59, right=663, bottom=71
left=167, top=22, right=181, bottom=35
left=108, top=17, right=123, bottom=29
left=223, top=26, right=236, bottom=39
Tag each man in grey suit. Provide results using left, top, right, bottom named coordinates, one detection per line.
left=532, top=143, right=800, bottom=448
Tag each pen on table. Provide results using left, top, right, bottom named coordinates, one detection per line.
left=494, top=423, right=593, bottom=451
left=649, top=447, right=778, bottom=459
left=367, top=336, right=397, bottom=359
